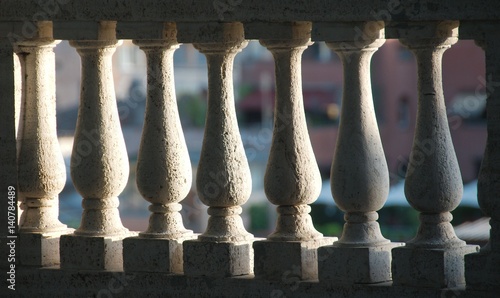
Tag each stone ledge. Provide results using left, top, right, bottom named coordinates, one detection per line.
left=1, top=1, right=500, bottom=24
left=15, top=268, right=498, bottom=298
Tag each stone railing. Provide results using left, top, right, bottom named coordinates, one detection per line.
left=0, top=1, right=499, bottom=297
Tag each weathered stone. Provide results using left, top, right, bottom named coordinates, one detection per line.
left=183, top=239, right=253, bottom=277
left=391, top=21, right=475, bottom=289
left=465, top=250, right=500, bottom=291
left=60, top=233, right=135, bottom=271
left=465, top=29, right=500, bottom=292
left=254, top=237, right=335, bottom=281
left=123, top=235, right=196, bottom=273
left=15, top=23, right=73, bottom=267
left=393, top=245, right=479, bottom=288
left=19, top=231, right=73, bottom=266
left=319, top=243, right=402, bottom=285
left=179, top=22, right=254, bottom=278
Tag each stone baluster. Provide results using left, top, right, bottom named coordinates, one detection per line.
left=15, top=22, right=73, bottom=266
left=465, top=24, right=500, bottom=291
left=246, top=22, right=333, bottom=281
left=14, top=41, right=25, bottom=226
left=123, top=23, right=195, bottom=273
left=313, top=21, right=400, bottom=285
left=391, top=21, right=478, bottom=288
left=178, top=22, right=254, bottom=277
left=59, top=21, right=133, bottom=271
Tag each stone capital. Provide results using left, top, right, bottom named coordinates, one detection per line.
left=397, top=21, right=459, bottom=50
left=246, top=22, right=312, bottom=50
left=177, top=22, right=244, bottom=44
left=313, top=21, right=384, bottom=50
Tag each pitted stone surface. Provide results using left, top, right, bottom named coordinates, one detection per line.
left=123, top=235, right=196, bottom=273
left=254, top=237, right=335, bottom=280
left=19, top=231, right=73, bottom=267
left=319, top=242, right=403, bottom=285
left=133, top=32, right=193, bottom=239
left=259, top=22, right=323, bottom=242
left=393, top=245, right=479, bottom=288
left=183, top=239, right=254, bottom=277
left=60, top=233, right=136, bottom=271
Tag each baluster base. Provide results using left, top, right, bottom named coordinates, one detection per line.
left=465, top=219, right=500, bottom=291
left=465, top=251, right=500, bottom=291
left=393, top=244, right=479, bottom=288
left=183, top=239, right=255, bottom=277
left=319, top=242, right=403, bottom=285
left=254, top=237, right=335, bottom=281
left=19, top=229, right=74, bottom=267
left=60, top=232, right=137, bottom=271
left=123, top=234, right=197, bottom=274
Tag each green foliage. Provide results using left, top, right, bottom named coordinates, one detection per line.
left=249, top=203, right=269, bottom=232
left=177, top=93, right=207, bottom=127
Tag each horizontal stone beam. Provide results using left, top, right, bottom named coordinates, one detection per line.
left=0, top=0, right=499, bottom=24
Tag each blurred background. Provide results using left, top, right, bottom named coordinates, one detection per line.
left=55, top=39, right=489, bottom=246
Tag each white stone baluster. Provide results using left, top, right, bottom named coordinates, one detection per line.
left=59, top=21, right=133, bottom=271
left=465, top=25, right=500, bottom=291
left=391, top=21, right=478, bottom=288
left=179, top=22, right=254, bottom=277
left=16, top=22, right=73, bottom=266
left=313, top=21, right=400, bottom=285
left=248, top=22, right=333, bottom=281
left=123, top=23, right=195, bottom=273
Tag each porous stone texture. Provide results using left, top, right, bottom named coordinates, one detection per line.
left=17, top=268, right=498, bottom=298
left=133, top=26, right=193, bottom=239
left=319, top=242, right=403, bottom=285
left=123, top=235, right=196, bottom=273
left=390, top=21, right=477, bottom=290
left=254, top=237, right=335, bottom=281
left=60, top=233, right=135, bottom=271
left=465, top=30, right=500, bottom=292
left=20, top=230, right=74, bottom=267
left=14, top=23, right=74, bottom=268
left=392, top=245, right=479, bottom=288
left=183, top=239, right=253, bottom=277
left=257, top=23, right=324, bottom=243
left=465, top=250, right=500, bottom=291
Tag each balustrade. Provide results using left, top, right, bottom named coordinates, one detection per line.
left=0, top=3, right=497, bottom=295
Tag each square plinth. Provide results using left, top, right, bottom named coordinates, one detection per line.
left=20, top=229, right=73, bottom=267
left=319, top=242, right=402, bottom=285
left=392, top=245, right=479, bottom=288
left=183, top=239, right=254, bottom=277
left=254, top=237, right=335, bottom=281
left=123, top=235, right=197, bottom=273
left=60, top=232, right=136, bottom=271
left=465, top=250, right=500, bottom=291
